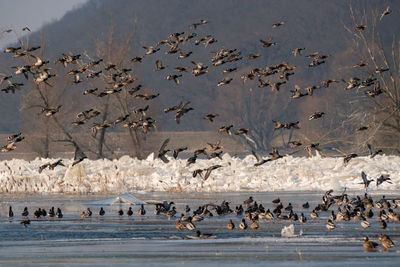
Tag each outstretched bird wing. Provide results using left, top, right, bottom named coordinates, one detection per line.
left=361, top=171, right=368, bottom=184
left=159, top=138, right=170, bottom=153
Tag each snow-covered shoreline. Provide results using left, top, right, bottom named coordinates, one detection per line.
left=0, top=153, right=399, bottom=194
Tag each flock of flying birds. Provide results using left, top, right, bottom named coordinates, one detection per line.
left=0, top=6, right=395, bottom=187
left=0, top=7, right=398, bottom=252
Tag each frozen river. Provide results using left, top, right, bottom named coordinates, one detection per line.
left=1, top=191, right=400, bottom=266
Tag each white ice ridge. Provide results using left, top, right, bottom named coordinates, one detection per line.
left=0, top=153, right=399, bottom=193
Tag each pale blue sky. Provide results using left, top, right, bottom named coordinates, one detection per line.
left=0, top=0, right=87, bottom=48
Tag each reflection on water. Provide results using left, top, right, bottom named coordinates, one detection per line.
left=0, top=191, right=399, bottom=266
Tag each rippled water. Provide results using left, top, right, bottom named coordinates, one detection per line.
left=0, top=191, right=399, bottom=266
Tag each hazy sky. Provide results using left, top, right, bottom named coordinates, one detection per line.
left=0, top=0, right=87, bottom=48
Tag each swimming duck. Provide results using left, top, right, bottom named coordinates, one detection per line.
left=118, top=209, right=124, bottom=216
left=326, top=219, right=335, bottom=231
left=99, top=207, right=105, bottom=216
left=176, top=219, right=186, bottom=230
left=227, top=219, right=235, bottom=230
left=377, top=210, right=388, bottom=221
left=183, top=205, right=190, bottom=214
left=234, top=205, right=244, bottom=216
left=363, top=237, right=379, bottom=250
left=138, top=205, right=146, bottom=216
left=33, top=208, right=41, bottom=218
left=192, top=213, right=204, bottom=222
left=364, top=209, right=373, bottom=218
left=185, top=217, right=196, bottom=231
left=21, top=207, right=29, bottom=217
left=310, top=210, right=319, bottom=219
left=8, top=206, right=13, bottom=218
left=299, top=213, right=307, bottom=223
left=125, top=207, right=132, bottom=216
left=379, top=234, right=395, bottom=249
left=56, top=208, right=63, bottom=218
left=361, top=219, right=370, bottom=229
left=250, top=218, right=259, bottom=229
left=284, top=203, right=293, bottom=212
left=239, top=218, right=248, bottom=230
left=166, top=207, right=177, bottom=218
left=196, top=230, right=217, bottom=239
left=264, top=209, right=274, bottom=220
left=41, top=209, right=47, bottom=217
left=290, top=211, right=298, bottom=221
left=244, top=196, right=254, bottom=206
left=329, top=211, right=336, bottom=221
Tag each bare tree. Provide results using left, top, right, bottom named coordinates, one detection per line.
left=342, top=5, right=400, bottom=153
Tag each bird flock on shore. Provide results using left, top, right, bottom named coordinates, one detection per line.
left=4, top=188, right=399, bottom=249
